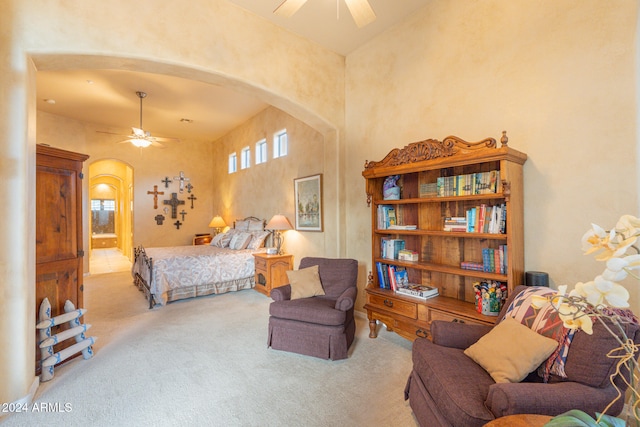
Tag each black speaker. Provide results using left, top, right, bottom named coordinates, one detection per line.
left=525, top=271, right=549, bottom=287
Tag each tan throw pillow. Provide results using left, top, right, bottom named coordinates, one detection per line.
left=464, top=317, right=558, bottom=383
left=287, top=265, right=325, bottom=300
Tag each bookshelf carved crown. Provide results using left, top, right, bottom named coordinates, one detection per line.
left=363, top=131, right=508, bottom=171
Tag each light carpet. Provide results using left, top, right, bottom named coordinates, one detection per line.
left=4, top=271, right=418, bottom=427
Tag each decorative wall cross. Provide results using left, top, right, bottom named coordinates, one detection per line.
left=173, top=171, right=191, bottom=193
left=186, top=183, right=194, bottom=194
left=179, top=209, right=187, bottom=221
left=187, top=194, right=197, bottom=209
left=174, top=220, right=182, bottom=230
left=163, top=193, right=185, bottom=219
left=147, top=185, right=164, bottom=209
left=154, top=214, right=165, bottom=225
left=161, top=177, right=172, bottom=188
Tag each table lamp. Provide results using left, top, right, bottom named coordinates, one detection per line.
left=208, top=215, right=227, bottom=235
left=265, top=214, right=293, bottom=255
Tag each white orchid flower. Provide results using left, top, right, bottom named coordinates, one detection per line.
left=557, top=303, right=594, bottom=335
left=603, top=254, right=640, bottom=282
left=570, top=278, right=629, bottom=308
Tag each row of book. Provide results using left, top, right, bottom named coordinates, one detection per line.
left=375, top=262, right=439, bottom=300
left=436, top=170, right=500, bottom=197
left=376, top=262, right=409, bottom=290
left=443, top=203, right=506, bottom=234
left=482, top=245, right=507, bottom=274
left=381, top=238, right=405, bottom=260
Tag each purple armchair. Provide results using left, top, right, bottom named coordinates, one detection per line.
left=404, top=285, right=640, bottom=427
left=267, top=257, right=358, bottom=360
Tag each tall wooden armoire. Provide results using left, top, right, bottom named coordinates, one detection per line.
left=35, top=145, right=89, bottom=373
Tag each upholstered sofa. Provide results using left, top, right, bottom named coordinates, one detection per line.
left=268, top=257, right=358, bottom=360
left=404, top=285, right=640, bottom=427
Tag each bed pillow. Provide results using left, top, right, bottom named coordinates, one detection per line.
left=464, top=317, right=559, bottom=383
left=287, top=265, right=325, bottom=300
left=210, top=232, right=227, bottom=247
left=247, top=219, right=264, bottom=231
left=234, top=219, right=250, bottom=231
left=247, top=231, right=270, bottom=250
left=229, top=232, right=252, bottom=250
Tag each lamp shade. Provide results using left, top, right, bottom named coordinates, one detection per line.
left=265, top=214, right=293, bottom=231
left=208, top=215, right=227, bottom=229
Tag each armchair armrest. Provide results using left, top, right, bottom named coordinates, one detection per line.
left=431, top=320, right=492, bottom=349
left=270, top=285, right=291, bottom=301
left=486, top=381, right=622, bottom=418
left=334, top=287, right=357, bottom=311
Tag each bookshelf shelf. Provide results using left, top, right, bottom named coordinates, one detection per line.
left=362, top=132, right=527, bottom=341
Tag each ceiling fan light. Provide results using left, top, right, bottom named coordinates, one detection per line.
left=131, top=138, right=151, bottom=148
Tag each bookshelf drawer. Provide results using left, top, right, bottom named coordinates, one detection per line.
left=429, top=309, right=487, bottom=326
left=367, top=294, right=417, bottom=319
left=393, top=318, right=430, bottom=340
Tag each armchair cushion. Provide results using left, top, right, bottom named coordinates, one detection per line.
left=464, top=317, right=559, bottom=383
left=269, top=297, right=346, bottom=326
left=287, top=265, right=325, bottom=300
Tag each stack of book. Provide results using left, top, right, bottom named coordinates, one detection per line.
left=396, top=284, right=439, bottom=300
left=398, top=249, right=419, bottom=261
left=444, top=217, right=467, bottom=232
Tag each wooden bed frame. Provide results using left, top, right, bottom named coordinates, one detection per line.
left=133, top=216, right=268, bottom=309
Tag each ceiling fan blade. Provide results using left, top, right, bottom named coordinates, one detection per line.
left=345, top=0, right=376, bottom=28
left=132, top=127, right=145, bottom=137
left=274, top=0, right=308, bottom=18
left=152, top=136, right=180, bottom=143
left=149, top=140, right=165, bottom=148
left=96, top=130, right=129, bottom=136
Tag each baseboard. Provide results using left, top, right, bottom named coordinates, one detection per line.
left=0, top=376, right=39, bottom=421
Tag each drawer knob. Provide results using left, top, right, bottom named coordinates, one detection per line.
left=416, top=329, right=428, bottom=339
left=383, top=299, right=394, bottom=308
left=452, top=318, right=465, bottom=324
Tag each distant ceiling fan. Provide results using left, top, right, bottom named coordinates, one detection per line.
left=98, top=91, right=179, bottom=148
left=274, top=0, right=376, bottom=28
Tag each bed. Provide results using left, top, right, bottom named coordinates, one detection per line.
left=132, top=217, right=270, bottom=308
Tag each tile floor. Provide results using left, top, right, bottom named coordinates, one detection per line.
left=90, top=248, right=132, bottom=275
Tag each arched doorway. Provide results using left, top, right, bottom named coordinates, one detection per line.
left=88, top=159, right=134, bottom=274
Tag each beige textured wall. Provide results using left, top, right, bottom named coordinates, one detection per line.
left=345, top=0, right=639, bottom=312
left=2, top=0, right=344, bottom=406
left=211, top=106, right=327, bottom=264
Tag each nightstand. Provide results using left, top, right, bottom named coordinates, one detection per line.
left=253, top=253, right=294, bottom=297
left=193, top=234, right=213, bottom=245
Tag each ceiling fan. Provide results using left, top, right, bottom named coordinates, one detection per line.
left=274, top=0, right=376, bottom=28
left=98, top=91, right=179, bottom=148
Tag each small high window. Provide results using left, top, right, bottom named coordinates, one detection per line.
left=255, top=139, right=267, bottom=164
left=273, top=130, right=288, bottom=158
left=228, top=152, right=237, bottom=174
left=240, top=146, right=251, bottom=170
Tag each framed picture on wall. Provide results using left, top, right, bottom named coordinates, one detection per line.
left=294, top=174, right=323, bottom=232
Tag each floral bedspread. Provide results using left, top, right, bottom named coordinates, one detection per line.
left=132, top=245, right=264, bottom=304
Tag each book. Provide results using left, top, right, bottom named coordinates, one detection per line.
left=388, top=224, right=417, bottom=230
left=394, top=268, right=409, bottom=287
left=387, top=264, right=397, bottom=291
left=396, top=284, right=439, bottom=300
left=384, top=239, right=405, bottom=260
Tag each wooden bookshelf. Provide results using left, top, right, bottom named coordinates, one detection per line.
left=362, top=131, right=527, bottom=341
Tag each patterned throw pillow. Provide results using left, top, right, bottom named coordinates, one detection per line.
left=229, top=232, right=252, bottom=250
left=247, top=231, right=270, bottom=250
left=501, top=286, right=576, bottom=381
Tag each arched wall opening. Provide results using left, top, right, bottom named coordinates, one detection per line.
left=88, top=159, right=134, bottom=274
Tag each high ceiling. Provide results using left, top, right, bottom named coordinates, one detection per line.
left=36, top=1, right=429, bottom=144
